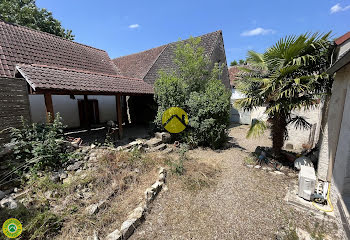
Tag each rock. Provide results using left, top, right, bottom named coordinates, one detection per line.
left=159, top=173, right=166, bottom=182
left=106, top=229, right=122, bottom=240
left=59, top=171, right=68, bottom=180
left=127, top=206, right=145, bottom=220
left=163, top=147, right=173, bottom=154
left=0, top=197, right=17, bottom=209
left=266, top=167, right=273, bottom=171
left=294, top=156, right=313, bottom=170
left=155, top=132, right=171, bottom=143
left=254, top=165, right=261, bottom=169
left=116, top=146, right=123, bottom=151
left=50, top=172, right=60, bottom=183
left=121, top=218, right=140, bottom=239
left=90, top=144, right=96, bottom=149
left=144, top=188, right=154, bottom=202
left=246, top=165, right=254, bottom=168
left=153, top=143, right=167, bottom=151
left=145, top=138, right=162, bottom=148
left=90, top=152, right=97, bottom=158
left=66, top=161, right=83, bottom=171
left=85, top=203, right=99, bottom=215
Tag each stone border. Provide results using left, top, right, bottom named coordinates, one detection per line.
left=104, top=167, right=167, bottom=240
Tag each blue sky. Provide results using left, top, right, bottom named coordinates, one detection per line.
left=37, top=0, right=350, bottom=64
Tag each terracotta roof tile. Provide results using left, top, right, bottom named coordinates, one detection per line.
left=0, top=20, right=120, bottom=77
left=113, top=31, right=223, bottom=85
left=335, top=31, right=350, bottom=45
left=112, top=45, right=166, bottom=79
left=16, top=64, right=153, bottom=95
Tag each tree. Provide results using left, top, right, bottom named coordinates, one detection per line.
left=235, top=32, right=333, bottom=156
left=239, top=59, right=245, bottom=65
left=0, top=0, right=74, bottom=40
left=154, top=37, right=231, bottom=149
left=230, top=60, right=238, bottom=66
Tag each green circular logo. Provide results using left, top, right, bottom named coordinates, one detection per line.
left=2, top=218, right=22, bottom=238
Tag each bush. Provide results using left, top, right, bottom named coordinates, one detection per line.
left=10, top=113, right=75, bottom=172
left=154, top=37, right=230, bottom=148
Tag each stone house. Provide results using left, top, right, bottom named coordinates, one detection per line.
left=0, top=19, right=229, bottom=139
left=317, top=31, right=350, bottom=226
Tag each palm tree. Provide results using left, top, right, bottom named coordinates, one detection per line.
left=235, top=32, right=333, bottom=157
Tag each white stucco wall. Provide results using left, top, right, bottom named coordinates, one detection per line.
left=284, top=106, right=322, bottom=150
left=318, top=63, right=350, bottom=181
left=29, top=95, right=117, bottom=128
left=327, top=63, right=350, bottom=194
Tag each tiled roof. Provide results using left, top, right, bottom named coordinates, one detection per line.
left=16, top=64, right=154, bottom=94
left=113, top=31, right=225, bottom=86
left=112, top=45, right=166, bottom=79
left=0, top=20, right=120, bottom=78
left=335, top=31, right=350, bottom=45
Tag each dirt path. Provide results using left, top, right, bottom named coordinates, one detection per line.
left=130, top=125, right=339, bottom=240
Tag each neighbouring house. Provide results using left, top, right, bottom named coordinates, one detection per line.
left=228, top=65, right=323, bottom=151
left=0, top=20, right=229, bottom=141
left=317, top=31, right=350, bottom=228
left=228, top=65, right=266, bottom=124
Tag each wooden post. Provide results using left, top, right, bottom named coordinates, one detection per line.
left=44, top=93, right=54, bottom=123
left=84, top=95, right=90, bottom=129
left=116, top=94, right=123, bottom=139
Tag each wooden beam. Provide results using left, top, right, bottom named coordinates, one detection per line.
left=44, top=93, right=54, bottom=123
left=116, top=94, right=123, bottom=139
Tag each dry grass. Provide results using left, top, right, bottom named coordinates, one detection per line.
left=15, top=149, right=170, bottom=240
left=55, top=150, right=165, bottom=239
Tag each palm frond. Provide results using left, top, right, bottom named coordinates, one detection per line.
left=288, top=116, right=312, bottom=130
left=247, top=119, right=268, bottom=138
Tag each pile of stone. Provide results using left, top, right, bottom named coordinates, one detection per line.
left=118, top=132, right=174, bottom=154
left=98, top=167, right=167, bottom=240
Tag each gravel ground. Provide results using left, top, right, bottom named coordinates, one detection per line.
left=130, top=124, right=341, bottom=240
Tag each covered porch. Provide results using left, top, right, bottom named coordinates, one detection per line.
left=15, top=64, right=155, bottom=140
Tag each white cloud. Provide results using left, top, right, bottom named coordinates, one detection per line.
left=330, top=3, right=350, bottom=14
left=241, top=27, right=275, bottom=37
left=128, top=24, right=140, bottom=29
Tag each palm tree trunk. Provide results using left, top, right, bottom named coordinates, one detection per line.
left=270, top=113, right=288, bottom=157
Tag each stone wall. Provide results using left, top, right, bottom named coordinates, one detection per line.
left=0, top=77, right=31, bottom=145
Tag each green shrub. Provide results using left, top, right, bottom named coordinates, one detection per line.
left=10, top=113, right=75, bottom=172
left=154, top=37, right=230, bottom=149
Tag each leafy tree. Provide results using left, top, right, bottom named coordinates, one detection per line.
left=230, top=60, right=238, bottom=66
left=239, top=59, right=245, bottom=65
left=235, top=32, right=333, bottom=156
left=154, top=37, right=231, bottom=149
left=0, top=0, right=74, bottom=40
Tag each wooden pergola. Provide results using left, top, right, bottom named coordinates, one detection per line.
left=15, top=64, right=155, bottom=139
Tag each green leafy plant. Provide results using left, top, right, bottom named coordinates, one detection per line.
left=154, top=37, right=231, bottom=149
left=235, top=32, right=334, bottom=156
left=9, top=113, right=74, bottom=172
